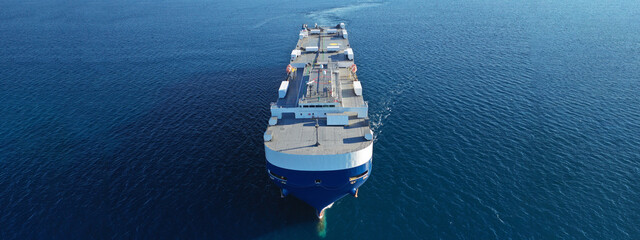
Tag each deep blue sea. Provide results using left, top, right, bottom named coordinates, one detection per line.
left=1, top=0, right=640, bottom=239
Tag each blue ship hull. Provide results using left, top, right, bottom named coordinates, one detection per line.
left=266, top=159, right=372, bottom=217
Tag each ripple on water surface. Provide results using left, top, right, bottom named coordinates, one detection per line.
left=1, top=0, right=640, bottom=239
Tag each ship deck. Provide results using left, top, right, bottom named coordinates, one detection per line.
left=294, top=35, right=352, bottom=64
left=266, top=25, right=371, bottom=156
left=275, top=67, right=365, bottom=109
left=264, top=114, right=371, bottom=155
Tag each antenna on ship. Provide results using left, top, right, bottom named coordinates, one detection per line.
left=315, top=118, right=320, bottom=146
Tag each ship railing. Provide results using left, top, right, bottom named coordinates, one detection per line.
left=349, top=70, right=359, bottom=82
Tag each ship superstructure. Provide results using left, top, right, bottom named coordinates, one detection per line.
left=264, top=23, right=373, bottom=218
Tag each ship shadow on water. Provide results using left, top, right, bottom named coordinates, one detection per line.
left=105, top=68, right=320, bottom=239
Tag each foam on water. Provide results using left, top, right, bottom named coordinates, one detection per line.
left=307, top=1, right=385, bottom=25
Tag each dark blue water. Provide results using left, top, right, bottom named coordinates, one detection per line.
left=2, top=0, right=640, bottom=239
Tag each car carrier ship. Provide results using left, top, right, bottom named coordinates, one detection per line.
left=264, top=23, right=373, bottom=218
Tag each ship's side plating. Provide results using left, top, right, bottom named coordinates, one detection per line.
left=266, top=147, right=372, bottom=216
left=264, top=23, right=373, bottom=218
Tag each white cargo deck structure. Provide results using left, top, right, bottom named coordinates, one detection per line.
left=265, top=23, right=372, bottom=165
left=264, top=24, right=373, bottom=218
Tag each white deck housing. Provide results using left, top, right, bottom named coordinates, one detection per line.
left=291, top=49, right=301, bottom=61
left=278, top=81, right=289, bottom=98
left=299, top=30, right=308, bottom=39
left=353, top=81, right=362, bottom=96
left=327, top=45, right=340, bottom=52
left=304, top=46, right=318, bottom=52
left=327, top=113, right=349, bottom=126
left=269, top=116, right=278, bottom=126
left=264, top=130, right=273, bottom=142
left=345, top=48, right=354, bottom=60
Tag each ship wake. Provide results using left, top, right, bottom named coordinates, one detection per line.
left=307, top=1, right=385, bottom=25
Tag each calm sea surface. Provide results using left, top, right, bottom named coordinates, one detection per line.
left=1, top=0, right=639, bottom=239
